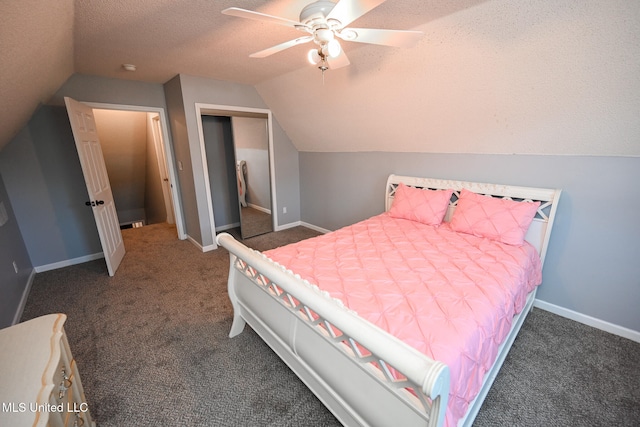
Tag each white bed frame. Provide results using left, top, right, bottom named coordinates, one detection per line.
left=216, top=174, right=561, bottom=427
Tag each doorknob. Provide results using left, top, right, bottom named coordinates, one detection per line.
left=85, top=200, right=105, bottom=207
left=96, top=200, right=104, bottom=205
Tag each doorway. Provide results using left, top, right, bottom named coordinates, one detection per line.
left=195, top=103, right=278, bottom=247
left=87, top=102, right=185, bottom=239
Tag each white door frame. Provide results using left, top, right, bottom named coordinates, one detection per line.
left=151, top=114, right=175, bottom=225
left=86, top=102, right=186, bottom=240
left=195, top=103, right=277, bottom=250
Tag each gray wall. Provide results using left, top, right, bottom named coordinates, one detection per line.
left=202, top=116, right=240, bottom=229
left=164, top=76, right=199, bottom=241
left=0, top=173, right=33, bottom=328
left=163, top=74, right=300, bottom=248
left=49, top=73, right=168, bottom=110
left=0, top=73, right=174, bottom=270
left=0, top=105, right=102, bottom=268
left=94, top=110, right=167, bottom=226
left=95, top=109, right=148, bottom=224
left=299, top=152, right=640, bottom=333
left=0, top=74, right=177, bottom=324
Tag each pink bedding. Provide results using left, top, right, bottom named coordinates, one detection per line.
left=264, top=213, right=542, bottom=426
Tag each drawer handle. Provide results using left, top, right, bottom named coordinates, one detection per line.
left=74, top=413, right=85, bottom=427
left=58, top=368, right=73, bottom=399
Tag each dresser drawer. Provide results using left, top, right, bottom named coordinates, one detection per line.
left=0, top=314, right=95, bottom=427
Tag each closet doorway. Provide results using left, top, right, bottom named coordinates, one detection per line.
left=88, top=103, right=185, bottom=239
left=195, top=103, right=277, bottom=242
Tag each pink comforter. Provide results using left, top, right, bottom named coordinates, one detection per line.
left=264, top=213, right=542, bottom=426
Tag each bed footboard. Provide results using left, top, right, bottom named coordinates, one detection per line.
left=217, top=233, right=450, bottom=427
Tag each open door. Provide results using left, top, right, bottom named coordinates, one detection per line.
left=65, top=97, right=125, bottom=276
left=151, top=115, right=175, bottom=224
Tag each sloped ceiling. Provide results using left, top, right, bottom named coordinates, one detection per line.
left=0, top=0, right=486, bottom=152
left=1, top=1, right=638, bottom=155
left=0, top=0, right=75, bottom=152
left=256, top=0, right=640, bottom=155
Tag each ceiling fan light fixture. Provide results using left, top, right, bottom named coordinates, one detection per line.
left=308, top=48, right=322, bottom=65
left=323, top=39, right=341, bottom=58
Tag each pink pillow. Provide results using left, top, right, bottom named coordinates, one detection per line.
left=389, top=183, right=453, bottom=226
left=449, top=189, right=540, bottom=246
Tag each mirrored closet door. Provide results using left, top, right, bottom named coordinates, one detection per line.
left=231, top=116, right=273, bottom=239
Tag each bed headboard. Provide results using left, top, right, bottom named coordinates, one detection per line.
left=385, top=174, right=562, bottom=266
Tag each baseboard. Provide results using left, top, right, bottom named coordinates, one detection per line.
left=534, top=299, right=640, bottom=343
left=300, top=221, right=331, bottom=234
left=34, top=253, right=104, bottom=273
left=247, top=203, right=271, bottom=215
left=274, top=221, right=301, bottom=231
left=186, top=234, right=217, bottom=252
left=274, top=221, right=332, bottom=234
left=12, top=268, right=36, bottom=325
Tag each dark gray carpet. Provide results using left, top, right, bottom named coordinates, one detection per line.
left=20, top=223, right=640, bottom=426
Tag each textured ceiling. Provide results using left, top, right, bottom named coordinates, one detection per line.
left=72, top=0, right=465, bottom=85
left=2, top=1, right=636, bottom=156
left=0, top=0, right=483, bottom=149
left=0, top=0, right=486, bottom=152
left=0, top=0, right=74, bottom=152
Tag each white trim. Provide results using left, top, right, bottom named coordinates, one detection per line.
left=274, top=221, right=301, bottom=231
left=151, top=114, right=176, bottom=225
left=84, top=102, right=186, bottom=241
left=186, top=234, right=217, bottom=253
left=534, top=299, right=640, bottom=343
left=300, top=221, right=331, bottom=234
left=12, top=268, right=37, bottom=325
left=247, top=203, right=271, bottom=215
left=194, top=103, right=278, bottom=250
left=202, top=244, right=217, bottom=252
left=194, top=108, right=218, bottom=250
left=274, top=221, right=332, bottom=234
left=34, top=253, right=104, bottom=273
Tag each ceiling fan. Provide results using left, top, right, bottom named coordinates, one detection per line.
left=222, top=0, right=423, bottom=73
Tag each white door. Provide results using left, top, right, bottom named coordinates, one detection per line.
left=64, top=97, right=125, bottom=276
left=151, top=115, right=175, bottom=224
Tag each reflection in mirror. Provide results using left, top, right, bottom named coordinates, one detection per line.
left=231, top=117, right=273, bottom=239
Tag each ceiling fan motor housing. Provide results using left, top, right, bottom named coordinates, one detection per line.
left=300, top=1, right=339, bottom=25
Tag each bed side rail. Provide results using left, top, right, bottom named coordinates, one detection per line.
left=217, top=232, right=450, bottom=427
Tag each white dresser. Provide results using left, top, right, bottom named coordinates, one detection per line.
left=0, top=314, right=95, bottom=427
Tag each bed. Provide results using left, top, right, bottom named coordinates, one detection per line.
left=215, top=174, right=561, bottom=427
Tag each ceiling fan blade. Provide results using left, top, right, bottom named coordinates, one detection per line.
left=222, top=7, right=308, bottom=30
left=326, top=0, right=387, bottom=28
left=249, top=36, right=314, bottom=58
left=327, top=50, right=350, bottom=69
left=338, top=28, right=423, bottom=47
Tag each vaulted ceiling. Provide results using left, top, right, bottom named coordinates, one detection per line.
left=1, top=1, right=638, bottom=156
left=0, top=0, right=485, bottom=152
